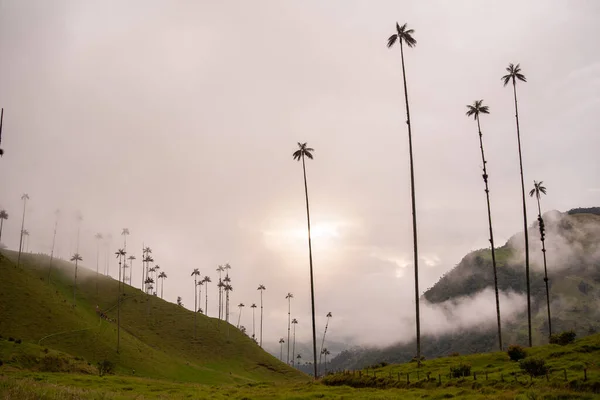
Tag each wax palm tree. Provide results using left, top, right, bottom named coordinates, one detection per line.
left=0, top=209, right=8, bottom=243
left=223, top=275, right=232, bottom=322
left=203, top=276, right=211, bottom=317
left=387, top=22, right=422, bottom=365
left=196, top=279, right=204, bottom=313
left=257, top=284, right=266, bottom=347
left=48, top=209, right=60, bottom=282
left=115, top=248, right=126, bottom=352
left=157, top=271, right=167, bottom=299
left=293, top=142, right=319, bottom=378
left=142, top=246, right=152, bottom=289
left=297, top=353, right=302, bottom=366
left=530, top=180, right=552, bottom=338
left=70, top=253, right=82, bottom=304
left=502, top=62, right=531, bottom=346
left=122, top=263, right=129, bottom=285
left=22, top=229, right=29, bottom=253
left=0, top=108, right=4, bottom=157
left=285, top=292, right=294, bottom=364
left=466, top=100, right=503, bottom=350
left=121, top=228, right=130, bottom=252
left=17, top=193, right=29, bottom=267
left=191, top=268, right=200, bottom=338
left=216, top=265, right=225, bottom=319
left=250, top=303, right=257, bottom=340
left=237, top=303, right=245, bottom=328
left=143, top=254, right=154, bottom=292
left=321, top=348, right=330, bottom=373
left=128, top=255, right=136, bottom=289
left=279, top=338, right=285, bottom=361
left=319, top=312, right=333, bottom=366
left=292, top=318, right=298, bottom=366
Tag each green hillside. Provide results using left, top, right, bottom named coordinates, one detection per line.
left=0, top=249, right=306, bottom=384
left=330, top=211, right=600, bottom=370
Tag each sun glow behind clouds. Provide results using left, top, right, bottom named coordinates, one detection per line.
left=261, top=219, right=348, bottom=257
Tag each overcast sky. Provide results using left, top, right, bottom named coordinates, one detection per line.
left=1, top=1, right=599, bottom=352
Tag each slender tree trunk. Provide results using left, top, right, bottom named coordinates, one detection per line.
left=252, top=307, right=256, bottom=340
left=301, top=154, right=318, bottom=379
left=0, top=219, right=4, bottom=242
left=399, top=40, right=421, bottom=365
left=319, top=317, right=330, bottom=366
left=280, top=343, right=283, bottom=361
left=194, top=277, right=197, bottom=338
left=129, top=259, right=133, bottom=289
left=17, top=198, right=27, bottom=267
left=161, top=277, right=164, bottom=299
left=117, top=255, right=121, bottom=353
left=287, top=298, right=291, bottom=365
left=512, top=79, right=532, bottom=347
left=292, top=323, right=296, bottom=367
left=536, top=197, right=552, bottom=338
left=96, top=241, right=100, bottom=294
left=237, top=308, right=242, bottom=328
left=260, top=290, right=264, bottom=347
left=205, top=284, right=208, bottom=317
left=476, top=116, right=503, bottom=350
left=73, top=260, right=78, bottom=304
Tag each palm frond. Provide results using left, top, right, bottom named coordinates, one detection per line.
left=387, top=34, right=397, bottom=48
left=479, top=105, right=490, bottom=114
left=540, top=187, right=547, bottom=195
left=529, top=188, right=536, bottom=197
left=304, top=151, right=313, bottom=159
left=501, top=74, right=511, bottom=87
left=516, top=73, right=527, bottom=82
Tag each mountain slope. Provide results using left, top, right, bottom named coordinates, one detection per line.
left=329, top=210, right=600, bottom=370
left=0, top=250, right=306, bottom=383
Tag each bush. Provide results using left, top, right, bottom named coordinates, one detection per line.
left=519, top=357, right=549, bottom=377
left=8, top=337, right=14, bottom=342
left=450, top=363, right=471, bottom=378
left=549, top=330, right=576, bottom=346
left=15, top=339, right=21, bottom=344
left=449, top=352, right=460, bottom=357
left=97, top=360, right=114, bottom=376
left=410, top=356, right=425, bottom=363
left=0, top=360, right=3, bottom=366
left=507, top=345, right=527, bottom=361
left=365, top=361, right=389, bottom=369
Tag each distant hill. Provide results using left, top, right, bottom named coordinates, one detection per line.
left=0, top=250, right=306, bottom=383
left=329, top=210, right=600, bottom=370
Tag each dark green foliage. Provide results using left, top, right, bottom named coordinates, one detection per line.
left=450, top=363, right=471, bottom=378
left=550, top=330, right=577, bottom=346
left=449, top=352, right=460, bottom=357
left=568, top=207, right=600, bottom=216
left=15, top=339, right=21, bottom=344
left=97, top=360, right=115, bottom=376
left=507, top=345, right=527, bottom=361
left=410, top=356, right=425, bottom=363
left=8, top=337, right=14, bottom=342
left=365, top=361, right=389, bottom=369
left=519, top=357, right=548, bottom=377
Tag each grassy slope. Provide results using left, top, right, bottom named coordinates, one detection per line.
left=0, top=250, right=305, bottom=384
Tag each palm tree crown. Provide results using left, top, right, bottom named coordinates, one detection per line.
left=257, top=284, right=265, bottom=291
left=70, top=253, right=82, bottom=262
left=0, top=210, right=7, bottom=220
left=292, top=143, right=314, bottom=161
left=529, top=180, right=547, bottom=199
left=191, top=268, right=200, bottom=277
left=387, top=22, right=417, bottom=48
left=465, top=100, right=490, bottom=120
left=502, top=63, right=527, bottom=86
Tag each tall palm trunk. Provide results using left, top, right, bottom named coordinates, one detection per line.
left=237, top=308, right=242, bottom=328
left=117, top=255, right=122, bottom=353
left=48, top=216, right=58, bottom=282
left=0, top=218, right=4, bottom=243
left=399, top=39, right=421, bottom=364
left=301, top=153, right=318, bottom=379
left=287, top=298, right=291, bottom=364
left=205, top=284, right=208, bottom=317
left=95, top=241, right=100, bottom=294
left=476, top=115, right=503, bottom=350
left=161, top=277, right=164, bottom=299
left=319, top=317, right=330, bottom=365
left=252, top=307, right=256, bottom=340
left=536, top=198, right=552, bottom=338
left=17, top=198, right=27, bottom=267
left=73, top=260, right=79, bottom=304
left=292, top=323, right=296, bottom=367
left=511, top=79, right=531, bottom=347
left=260, top=290, right=264, bottom=347
left=194, top=277, right=198, bottom=338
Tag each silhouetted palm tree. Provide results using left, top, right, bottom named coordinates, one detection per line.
left=321, top=348, right=330, bottom=373
left=115, top=248, right=126, bottom=352
left=128, top=255, right=136, bottom=289
left=292, top=318, right=298, bottom=366
left=216, top=265, right=225, bottom=319
left=48, top=209, right=60, bottom=282
left=121, top=228, right=130, bottom=252
left=297, top=353, right=302, bottom=365
left=502, top=63, right=531, bottom=347
left=293, top=142, right=318, bottom=378
left=142, top=246, right=152, bottom=289
left=250, top=303, right=257, bottom=340
left=285, top=292, right=294, bottom=364
left=0, top=209, right=8, bottom=243
left=70, top=253, right=82, bottom=304
left=466, top=99, right=503, bottom=351
left=387, top=22, right=422, bottom=364
left=0, top=108, right=4, bottom=157
left=203, top=276, right=211, bottom=317
left=191, top=268, right=200, bottom=338
left=158, top=271, right=167, bottom=299
left=223, top=274, right=232, bottom=322
left=237, top=303, right=245, bottom=328
left=319, top=312, right=333, bottom=366
left=258, top=284, right=266, bottom=347
left=279, top=338, right=285, bottom=361
left=530, top=180, right=551, bottom=338
left=17, top=193, right=29, bottom=267
left=196, top=279, right=204, bottom=313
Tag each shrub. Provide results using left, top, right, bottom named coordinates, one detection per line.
left=507, top=345, right=527, bottom=361
left=8, top=337, right=14, bottom=342
left=0, top=360, right=3, bottom=366
left=43, top=348, right=49, bottom=354
left=449, top=352, right=460, bottom=357
left=97, top=360, right=114, bottom=376
left=549, top=330, right=576, bottom=346
left=15, top=339, right=21, bottom=344
left=410, top=356, right=425, bottom=363
left=519, top=357, right=549, bottom=377
left=450, top=363, right=471, bottom=378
